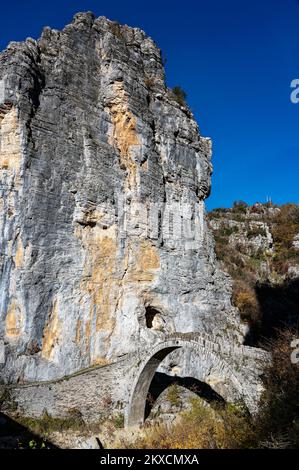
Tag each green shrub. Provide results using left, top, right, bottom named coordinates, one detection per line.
left=172, top=86, right=187, bottom=106
left=219, top=226, right=239, bottom=237
left=256, top=329, right=299, bottom=448
left=120, top=398, right=256, bottom=449
left=247, top=227, right=267, bottom=239
left=113, top=413, right=124, bottom=429
left=166, top=385, right=182, bottom=408
left=232, top=282, right=260, bottom=324
left=233, top=201, right=248, bottom=213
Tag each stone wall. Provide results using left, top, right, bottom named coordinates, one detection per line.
left=1, top=334, right=268, bottom=425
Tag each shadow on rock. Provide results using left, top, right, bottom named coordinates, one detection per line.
left=245, top=277, right=299, bottom=346
left=0, top=412, right=57, bottom=449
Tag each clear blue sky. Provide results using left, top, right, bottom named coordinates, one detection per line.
left=1, top=0, right=298, bottom=210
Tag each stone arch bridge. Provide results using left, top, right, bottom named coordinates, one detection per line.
left=2, top=333, right=268, bottom=427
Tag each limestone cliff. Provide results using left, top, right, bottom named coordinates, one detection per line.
left=0, top=12, right=244, bottom=384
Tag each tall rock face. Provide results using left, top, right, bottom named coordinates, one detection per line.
left=0, top=13, right=243, bottom=384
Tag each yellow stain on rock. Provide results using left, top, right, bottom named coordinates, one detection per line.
left=91, top=357, right=109, bottom=366
left=126, top=240, right=160, bottom=283
left=0, top=107, right=22, bottom=250
left=75, top=218, right=161, bottom=363
left=85, top=316, right=91, bottom=353
left=141, top=159, right=148, bottom=171
left=76, top=224, right=119, bottom=355
left=108, top=82, right=140, bottom=189
left=75, top=318, right=82, bottom=344
left=42, top=299, right=61, bottom=360
left=5, top=299, right=24, bottom=338
left=0, top=107, right=22, bottom=176
left=138, top=241, right=160, bottom=271
left=15, top=236, right=24, bottom=269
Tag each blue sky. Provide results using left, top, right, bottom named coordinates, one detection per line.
left=0, top=0, right=298, bottom=210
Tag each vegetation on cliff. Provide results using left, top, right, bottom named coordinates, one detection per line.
left=208, top=202, right=299, bottom=341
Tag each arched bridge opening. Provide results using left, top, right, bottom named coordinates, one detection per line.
left=145, top=372, right=225, bottom=421
left=125, top=338, right=231, bottom=427
left=126, top=345, right=181, bottom=427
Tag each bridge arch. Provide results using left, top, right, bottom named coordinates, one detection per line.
left=125, top=337, right=242, bottom=427
left=126, top=341, right=182, bottom=427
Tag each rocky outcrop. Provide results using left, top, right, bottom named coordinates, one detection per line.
left=293, top=234, right=299, bottom=251
left=0, top=13, right=253, bottom=387
left=208, top=203, right=299, bottom=283
left=208, top=203, right=299, bottom=348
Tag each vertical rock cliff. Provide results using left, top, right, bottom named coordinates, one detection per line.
left=0, top=13, right=244, bottom=383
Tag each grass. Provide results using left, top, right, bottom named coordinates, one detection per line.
left=119, top=398, right=256, bottom=449
left=247, top=227, right=267, bottom=239
left=113, top=413, right=124, bottom=429
left=16, top=407, right=118, bottom=436
left=166, top=384, right=182, bottom=408
left=17, top=409, right=86, bottom=436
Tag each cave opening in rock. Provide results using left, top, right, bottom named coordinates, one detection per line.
left=145, top=307, right=163, bottom=330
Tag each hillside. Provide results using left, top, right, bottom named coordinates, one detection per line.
left=208, top=202, right=299, bottom=345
